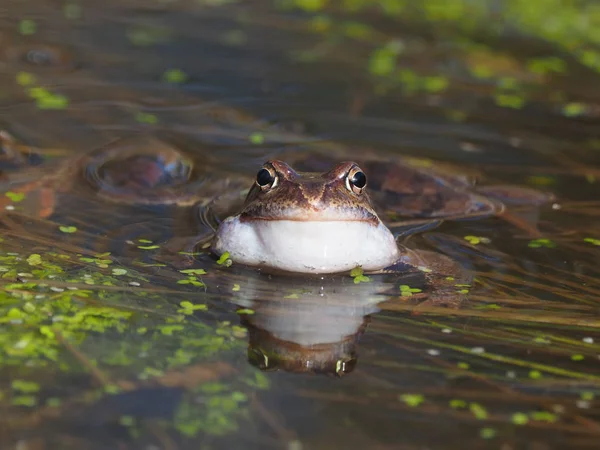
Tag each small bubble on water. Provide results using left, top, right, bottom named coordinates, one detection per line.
left=50, top=287, right=64, bottom=292
left=288, top=440, right=303, bottom=450
left=427, top=349, right=441, bottom=356
left=441, top=328, right=452, bottom=334
left=14, top=339, right=30, bottom=349
left=552, top=404, right=565, bottom=414
left=426, top=95, right=442, bottom=106
left=459, top=141, right=481, bottom=153
left=576, top=400, right=590, bottom=409
left=129, top=281, right=141, bottom=287
left=5, top=205, right=15, bottom=210
left=471, top=347, right=485, bottom=354
left=583, top=337, right=594, bottom=344
left=509, top=137, right=522, bottom=147
left=506, top=371, right=516, bottom=379
left=552, top=203, right=561, bottom=210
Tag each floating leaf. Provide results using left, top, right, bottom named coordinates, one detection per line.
left=469, top=403, right=488, bottom=420
left=350, top=266, right=364, bottom=277
left=528, top=238, right=556, bottom=249
left=178, top=301, right=207, bottom=314
left=249, top=132, right=265, bottom=145
left=12, top=380, right=40, bottom=393
left=135, top=112, right=158, bottom=124
left=530, top=411, right=557, bottom=423
left=512, top=412, right=529, bottom=425
left=353, top=274, right=370, bottom=284
left=563, top=102, right=587, bottom=117
left=177, top=278, right=205, bottom=287
left=16, top=72, right=36, bottom=86
left=26, top=254, right=42, bottom=266
left=37, top=94, right=69, bottom=110
left=449, top=399, right=467, bottom=409
left=217, top=252, right=232, bottom=266
left=5, top=192, right=25, bottom=202
left=529, top=370, right=543, bottom=379
left=399, top=394, right=424, bottom=407
left=163, top=68, right=188, bottom=84
left=179, top=269, right=207, bottom=275
left=479, top=428, right=496, bottom=439
left=19, top=19, right=36, bottom=35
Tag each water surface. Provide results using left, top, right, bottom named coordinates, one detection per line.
left=1, top=1, right=600, bottom=449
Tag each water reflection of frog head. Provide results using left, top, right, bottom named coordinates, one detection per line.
left=227, top=270, right=424, bottom=376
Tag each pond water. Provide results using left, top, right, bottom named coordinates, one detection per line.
left=1, top=1, right=600, bottom=449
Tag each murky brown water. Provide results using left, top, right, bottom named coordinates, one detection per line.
left=1, top=1, right=600, bottom=449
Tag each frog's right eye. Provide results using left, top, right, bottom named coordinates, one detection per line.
left=256, top=166, right=278, bottom=190
left=346, top=165, right=367, bottom=195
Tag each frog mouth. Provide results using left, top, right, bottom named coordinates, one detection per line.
left=212, top=216, right=400, bottom=274
left=239, top=215, right=380, bottom=225
left=237, top=207, right=381, bottom=225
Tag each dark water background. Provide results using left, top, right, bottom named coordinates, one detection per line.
left=1, top=1, right=600, bottom=449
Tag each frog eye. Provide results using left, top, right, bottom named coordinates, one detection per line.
left=346, top=167, right=367, bottom=194
left=256, top=166, right=278, bottom=190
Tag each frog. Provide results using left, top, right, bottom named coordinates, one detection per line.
left=212, top=160, right=402, bottom=274
left=0, top=132, right=237, bottom=217
left=209, top=160, right=476, bottom=306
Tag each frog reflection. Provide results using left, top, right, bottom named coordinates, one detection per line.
left=225, top=271, right=424, bottom=376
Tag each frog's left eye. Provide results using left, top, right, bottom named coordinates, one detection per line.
left=256, top=166, right=278, bottom=190
left=346, top=167, right=367, bottom=194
